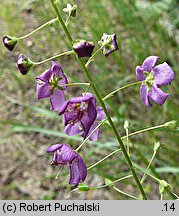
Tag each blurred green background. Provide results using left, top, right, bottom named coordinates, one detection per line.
left=0, top=0, right=178, bottom=199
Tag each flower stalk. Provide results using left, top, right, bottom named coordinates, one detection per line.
left=85, top=46, right=103, bottom=67
left=50, top=0, right=147, bottom=200
left=140, top=143, right=160, bottom=184
left=76, top=117, right=107, bottom=152
left=88, top=122, right=171, bottom=170
left=103, top=81, right=142, bottom=101
left=17, top=18, right=58, bottom=40
left=33, top=50, right=74, bottom=65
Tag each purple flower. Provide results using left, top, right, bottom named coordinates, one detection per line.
left=86, top=107, right=106, bottom=141
left=35, top=61, right=68, bottom=111
left=47, top=143, right=87, bottom=185
left=3, top=35, right=18, bottom=51
left=136, top=56, right=175, bottom=107
left=17, top=54, right=33, bottom=75
left=73, top=40, right=95, bottom=58
left=59, top=93, right=97, bottom=139
left=98, top=33, right=119, bottom=57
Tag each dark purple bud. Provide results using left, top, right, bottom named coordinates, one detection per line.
left=73, top=40, right=95, bottom=58
left=3, top=35, right=18, bottom=51
left=98, top=33, right=119, bottom=57
left=17, top=54, right=33, bottom=75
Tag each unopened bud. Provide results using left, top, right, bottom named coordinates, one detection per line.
left=73, top=40, right=95, bottom=58
left=3, top=35, right=18, bottom=51
left=17, top=54, right=33, bottom=75
left=159, top=180, right=171, bottom=194
left=78, top=183, right=89, bottom=191
left=165, top=121, right=177, bottom=129
left=105, top=178, right=113, bottom=186
left=154, top=142, right=160, bottom=152
left=124, top=120, right=129, bottom=130
left=63, top=3, right=77, bottom=17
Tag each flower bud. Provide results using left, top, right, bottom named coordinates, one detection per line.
left=17, top=54, right=33, bottom=75
left=63, top=3, right=77, bottom=17
left=159, top=180, right=171, bottom=194
left=3, top=35, right=18, bottom=51
left=73, top=40, right=95, bottom=58
left=154, top=142, right=160, bottom=152
left=105, top=178, right=113, bottom=187
left=98, top=33, right=119, bottom=57
left=77, top=183, right=89, bottom=191
left=165, top=121, right=177, bottom=129
left=124, top=120, right=129, bottom=130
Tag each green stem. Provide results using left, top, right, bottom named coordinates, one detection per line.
left=126, top=127, right=130, bottom=156
left=76, top=118, right=107, bottom=152
left=90, top=175, right=133, bottom=190
left=88, top=123, right=167, bottom=170
left=93, top=175, right=139, bottom=200
left=17, top=18, right=58, bottom=40
left=85, top=46, right=103, bottom=67
left=33, top=50, right=74, bottom=65
left=113, top=186, right=139, bottom=200
left=134, top=165, right=160, bottom=182
left=87, top=148, right=121, bottom=170
left=140, top=151, right=157, bottom=184
left=50, top=0, right=73, bottom=44
left=65, top=12, right=71, bottom=26
left=62, top=82, right=90, bottom=87
left=135, top=165, right=179, bottom=200
left=103, top=81, right=142, bottom=101
left=50, top=0, right=147, bottom=200
left=122, top=124, right=166, bottom=139
left=160, top=193, right=163, bottom=200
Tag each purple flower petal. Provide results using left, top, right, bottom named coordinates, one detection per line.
left=148, top=84, right=169, bottom=106
left=142, top=56, right=159, bottom=72
left=36, top=82, right=51, bottom=100
left=96, top=107, right=105, bottom=121
left=69, top=156, right=87, bottom=185
left=69, top=93, right=94, bottom=104
left=80, top=114, right=92, bottom=139
left=69, top=158, right=81, bottom=185
left=48, top=144, right=77, bottom=165
left=81, top=100, right=97, bottom=139
left=88, top=122, right=99, bottom=141
left=140, top=84, right=152, bottom=107
left=36, top=69, right=53, bottom=83
left=73, top=41, right=95, bottom=58
left=136, top=66, right=146, bottom=81
left=60, top=144, right=77, bottom=162
left=3, top=35, right=18, bottom=51
left=64, top=122, right=83, bottom=136
left=104, top=34, right=119, bottom=57
left=50, top=89, right=66, bottom=111
left=51, top=61, right=63, bottom=76
left=153, top=62, right=175, bottom=86
left=77, top=156, right=87, bottom=181
left=59, top=93, right=95, bottom=117
left=47, top=144, right=63, bottom=153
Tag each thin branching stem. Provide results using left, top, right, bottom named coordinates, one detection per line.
left=50, top=0, right=147, bottom=200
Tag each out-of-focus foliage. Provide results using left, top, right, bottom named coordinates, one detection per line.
left=0, top=0, right=178, bottom=199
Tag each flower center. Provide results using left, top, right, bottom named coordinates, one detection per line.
left=144, top=72, right=154, bottom=90
left=49, top=75, right=63, bottom=93
left=66, top=102, right=88, bottom=125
